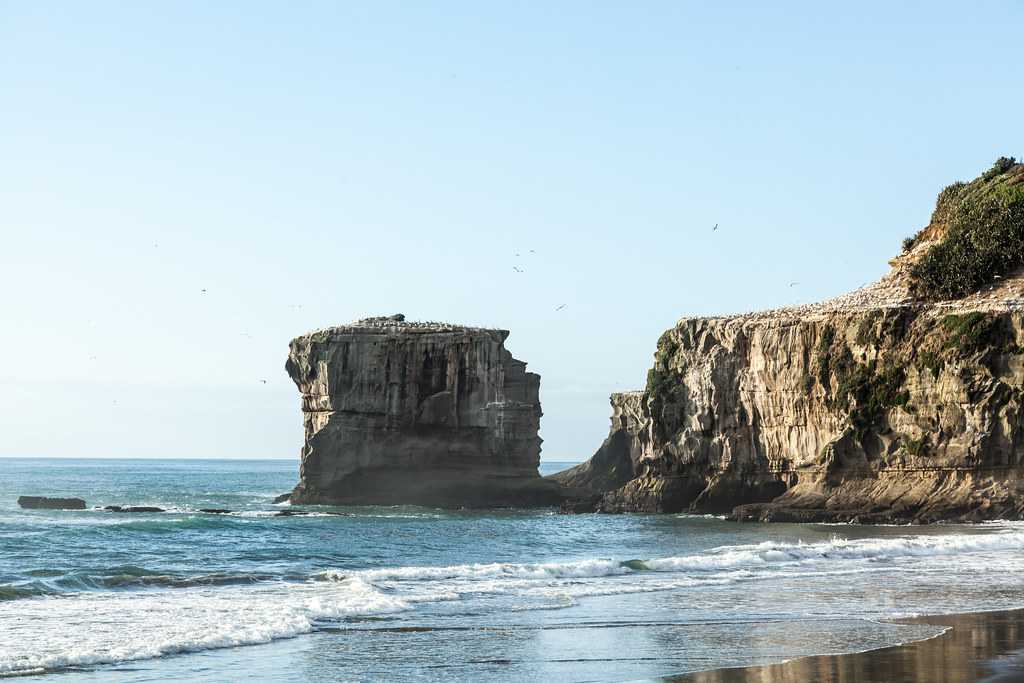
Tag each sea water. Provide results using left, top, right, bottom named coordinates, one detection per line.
left=1, top=458, right=1022, bottom=681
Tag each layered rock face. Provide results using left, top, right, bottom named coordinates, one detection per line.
left=549, top=392, right=646, bottom=496
left=562, top=159, right=1024, bottom=523
left=286, top=315, right=566, bottom=508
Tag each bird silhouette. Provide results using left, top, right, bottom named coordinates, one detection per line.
left=555, top=304, right=567, bottom=311
left=260, top=380, right=267, bottom=384
left=713, top=224, right=718, bottom=231
left=789, top=282, right=800, bottom=287
left=512, top=266, right=523, bottom=273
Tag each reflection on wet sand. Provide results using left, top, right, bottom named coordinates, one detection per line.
left=663, top=609, right=1024, bottom=683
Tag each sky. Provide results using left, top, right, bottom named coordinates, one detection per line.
left=1, top=1, right=1022, bottom=462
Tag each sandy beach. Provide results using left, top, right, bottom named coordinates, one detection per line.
left=664, top=609, right=1024, bottom=683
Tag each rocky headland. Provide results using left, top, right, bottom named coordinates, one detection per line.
left=285, top=314, right=568, bottom=508
left=554, top=157, right=1024, bottom=523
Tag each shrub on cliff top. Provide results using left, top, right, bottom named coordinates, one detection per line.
left=909, top=157, right=1024, bottom=301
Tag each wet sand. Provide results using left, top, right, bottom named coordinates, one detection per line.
left=663, top=609, right=1024, bottom=683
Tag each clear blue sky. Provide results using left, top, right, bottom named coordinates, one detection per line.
left=1, top=1, right=1021, bottom=461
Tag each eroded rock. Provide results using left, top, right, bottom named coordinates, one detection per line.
left=17, top=496, right=86, bottom=510
left=285, top=315, right=568, bottom=508
left=558, top=159, right=1024, bottom=524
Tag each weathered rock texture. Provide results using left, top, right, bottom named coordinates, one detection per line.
left=17, top=496, right=86, bottom=510
left=561, top=159, right=1024, bottom=523
left=285, top=314, right=566, bottom=507
left=550, top=392, right=646, bottom=495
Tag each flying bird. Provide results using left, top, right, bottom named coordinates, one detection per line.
left=260, top=379, right=267, bottom=384
left=555, top=304, right=567, bottom=311
left=713, top=224, right=718, bottom=231
left=201, top=289, right=207, bottom=293
left=513, top=266, right=523, bottom=273
left=789, top=282, right=800, bottom=287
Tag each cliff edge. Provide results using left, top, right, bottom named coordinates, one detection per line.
left=555, top=157, right=1024, bottom=523
left=285, top=314, right=567, bottom=508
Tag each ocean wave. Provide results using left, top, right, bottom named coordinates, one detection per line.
left=0, top=583, right=53, bottom=602
left=308, top=529, right=1024, bottom=588
left=646, top=531, right=1024, bottom=572
left=0, top=577, right=406, bottom=678
left=319, top=557, right=633, bottom=584
left=61, top=570, right=285, bottom=591
left=4, top=529, right=1023, bottom=677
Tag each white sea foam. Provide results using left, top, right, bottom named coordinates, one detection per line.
left=307, top=529, right=1024, bottom=592
left=4, top=528, right=1023, bottom=677
left=0, top=578, right=406, bottom=678
left=646, top=530, right=1024, bottom=571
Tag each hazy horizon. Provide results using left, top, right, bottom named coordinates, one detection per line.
left=2, top=2, right=1022, bottom=461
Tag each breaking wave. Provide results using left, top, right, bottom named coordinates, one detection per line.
left=0, top=577, right=406, bottom=678
left=3, top=527, right=1023, bottom=677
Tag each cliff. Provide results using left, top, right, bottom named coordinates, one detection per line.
left=285, top=314, right=567, bottom=507
left=557, top=157, right=1024, bottom=523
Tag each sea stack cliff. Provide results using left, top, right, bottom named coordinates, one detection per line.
left=286, top=314, right=566, bottom=507
left=555, top=157, right=1024, bottom=523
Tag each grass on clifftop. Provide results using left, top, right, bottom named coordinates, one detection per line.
left=907, top=156, right=1024, bottom=301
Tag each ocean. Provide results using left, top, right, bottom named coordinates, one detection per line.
left=1, top=457, right=1023, bottom=681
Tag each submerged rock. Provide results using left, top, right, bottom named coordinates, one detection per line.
left=17, top=496, right=86, bottom=510
left=558, top=158, right=1024, bottom=524
left=285, top=315, right=568, bottom=508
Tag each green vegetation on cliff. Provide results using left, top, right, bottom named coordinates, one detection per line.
left=814, top=322, right=909, bottom=440
left=909, top=157, right=1024, bottom=301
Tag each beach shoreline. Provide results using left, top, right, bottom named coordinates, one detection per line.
left=661, top=608, right=1024, bottom=683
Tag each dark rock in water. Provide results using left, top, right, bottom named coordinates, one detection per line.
left=199, top=509, right=232, bottom=514
left=17, top=496, right=86, bottom=510
left=559, top=494, right=602, bottom=514
left=284, top=315, right=572, bottom=508
left=104, top=506, right=165, bottom=513
left=274, top=509, right=351, bottom=517
left=730, top=502, right=932, bottom=525
left=272, top=493, right=291, bottom=504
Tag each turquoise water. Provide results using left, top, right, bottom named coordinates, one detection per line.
left=2, top=458, right=1024, bottom=681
